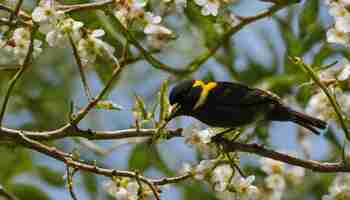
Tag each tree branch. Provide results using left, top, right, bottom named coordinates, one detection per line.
left=0, top=126, right=182, bottom=141
left=13, top=131, right=191, bottom=198
left=215, top=137, right=350, bottom=173
left=3, top=125, right=350, bottom=173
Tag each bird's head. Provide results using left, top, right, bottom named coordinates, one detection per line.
left=167, top=80, right=217, bottom=121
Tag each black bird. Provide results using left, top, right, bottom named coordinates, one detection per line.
left=167, top=80, right=327, bottom=135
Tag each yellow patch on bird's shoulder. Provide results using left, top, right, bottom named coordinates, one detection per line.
left=192, top=80, right=218, bottom=110
left=192, top=80, right=217, bottom=90
left=193, top=80, right=205, bottom=88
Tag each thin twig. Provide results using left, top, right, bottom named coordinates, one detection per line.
left=68, top=34, right=92, bottom=100
left=9, top=0, right=23, bottom=22
left=0, top=26, right=37, bottom=126
left=66, top=166, right=79, bottom=200
left=290, top=57, right=350, bottom=141
left=135, top=171, right=161, bottom=200
left=0, top=186, right=18, bottom=200
left=0, top=65, right=21, bottom=71
left=226, top=152, right=246, bottom=178
left=70, top=60, right=121, bottom=125
left=0, top=4, right=13, bottom=13
left=105, top=2, right=294, bottom=76
left=0, top=2, right=31, bottom=21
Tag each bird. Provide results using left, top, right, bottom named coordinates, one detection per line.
left=167, top=80, right=327, bottom=135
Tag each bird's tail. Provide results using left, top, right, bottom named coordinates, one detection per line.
left=289, top=109, right=327, bottom=135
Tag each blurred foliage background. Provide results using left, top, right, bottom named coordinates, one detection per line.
left=0, top=0, right=346, bottom=199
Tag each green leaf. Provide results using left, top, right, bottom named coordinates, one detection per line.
left=312, top=44, right=334, bottom=68
left=216, top=37, right=238, bottom=79
left=94, top=59, right=118, bottom=84
left=309, top=174, right=335, bottom=200
left=275, top=17, right=302, bottom=58
left=0, top=148, right=33, bottom=183
left=128, top=144, right=173, bottom=175
left=36, top=166, right=64, bottom=187
left=7, top=183, right=51, bottom=200
left=301, top=23, right=325, bottom=52
left=298, top=0, right=319, bottom=38
left=128, top=143, right=152, bottom=172
left=82, top=172, right=98, bottom=200
left=238, top=56, right=275, bottom=85
left=133, top=95, right=148, bottom=120
left=183, top=183, right=216, bottom=200
left=95, top=100, right=123, bottom=111
left=185, top=1, right=220, bottom=49
left=263, top=74, right=304, bottom=95
left=158, top=80, right=169, bottom=124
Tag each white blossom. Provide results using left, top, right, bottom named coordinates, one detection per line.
left=194, top=0, right=220, bottom=16
left=285, top=166, right=305, bottom=185
left=113, top=0, right=147, bottom=27
left=323, top=174, right=350, bottom=200
left=77, top=29, right=116, bottom=65
left=338, top=62, right=350, bottom=81
left=327, top=28, right=350, bottom=46
left=215, top=174, right=259, bottom=200
left=6, top=28, right=42, bottom=64
left=32, top=1, right=85, bottom=47
left=194, top=159, right=215, bottom=180
left=260, top=157, right=285, bottom=175
left=211, top=164, right=233, bottom=192
left=335, top=15, right=350, bottom=33
left=265, top=174, right=286, bottom=192
left=126, top=181, right=139, bottom=200
left=306, top=92, right=332, bottom=120
left=32, top=0, right=64, bottom=34
left=184, top=128, right=217, bottom=158
left=114, top=8, right=130, bottom=27
left=326, top=1, right=350, bottom=47
left=115, top=187, right=129, bottom=200
left=307, top=91, right=350, bottom=121
left=144, top=12, right=173, bottom=36
left=182, top=127, right=213, bottom=146
left=46, top=18, right=83, bottom=47
left=102, top=180, right=141, bottom=200
left=328, top=2, right=349, bottom=19
left=223, top=174, right=260, bottom=200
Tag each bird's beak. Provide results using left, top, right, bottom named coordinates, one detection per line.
left=166, top=103, right=181, bottom=122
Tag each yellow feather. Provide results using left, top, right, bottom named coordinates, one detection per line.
left=193, top=81, right=217, bottom=110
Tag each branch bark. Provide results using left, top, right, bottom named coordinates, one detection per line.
left=214, top=137, right=350, bottom=173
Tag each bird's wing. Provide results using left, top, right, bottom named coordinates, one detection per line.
left=208, top=82, right=281, bottom=106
